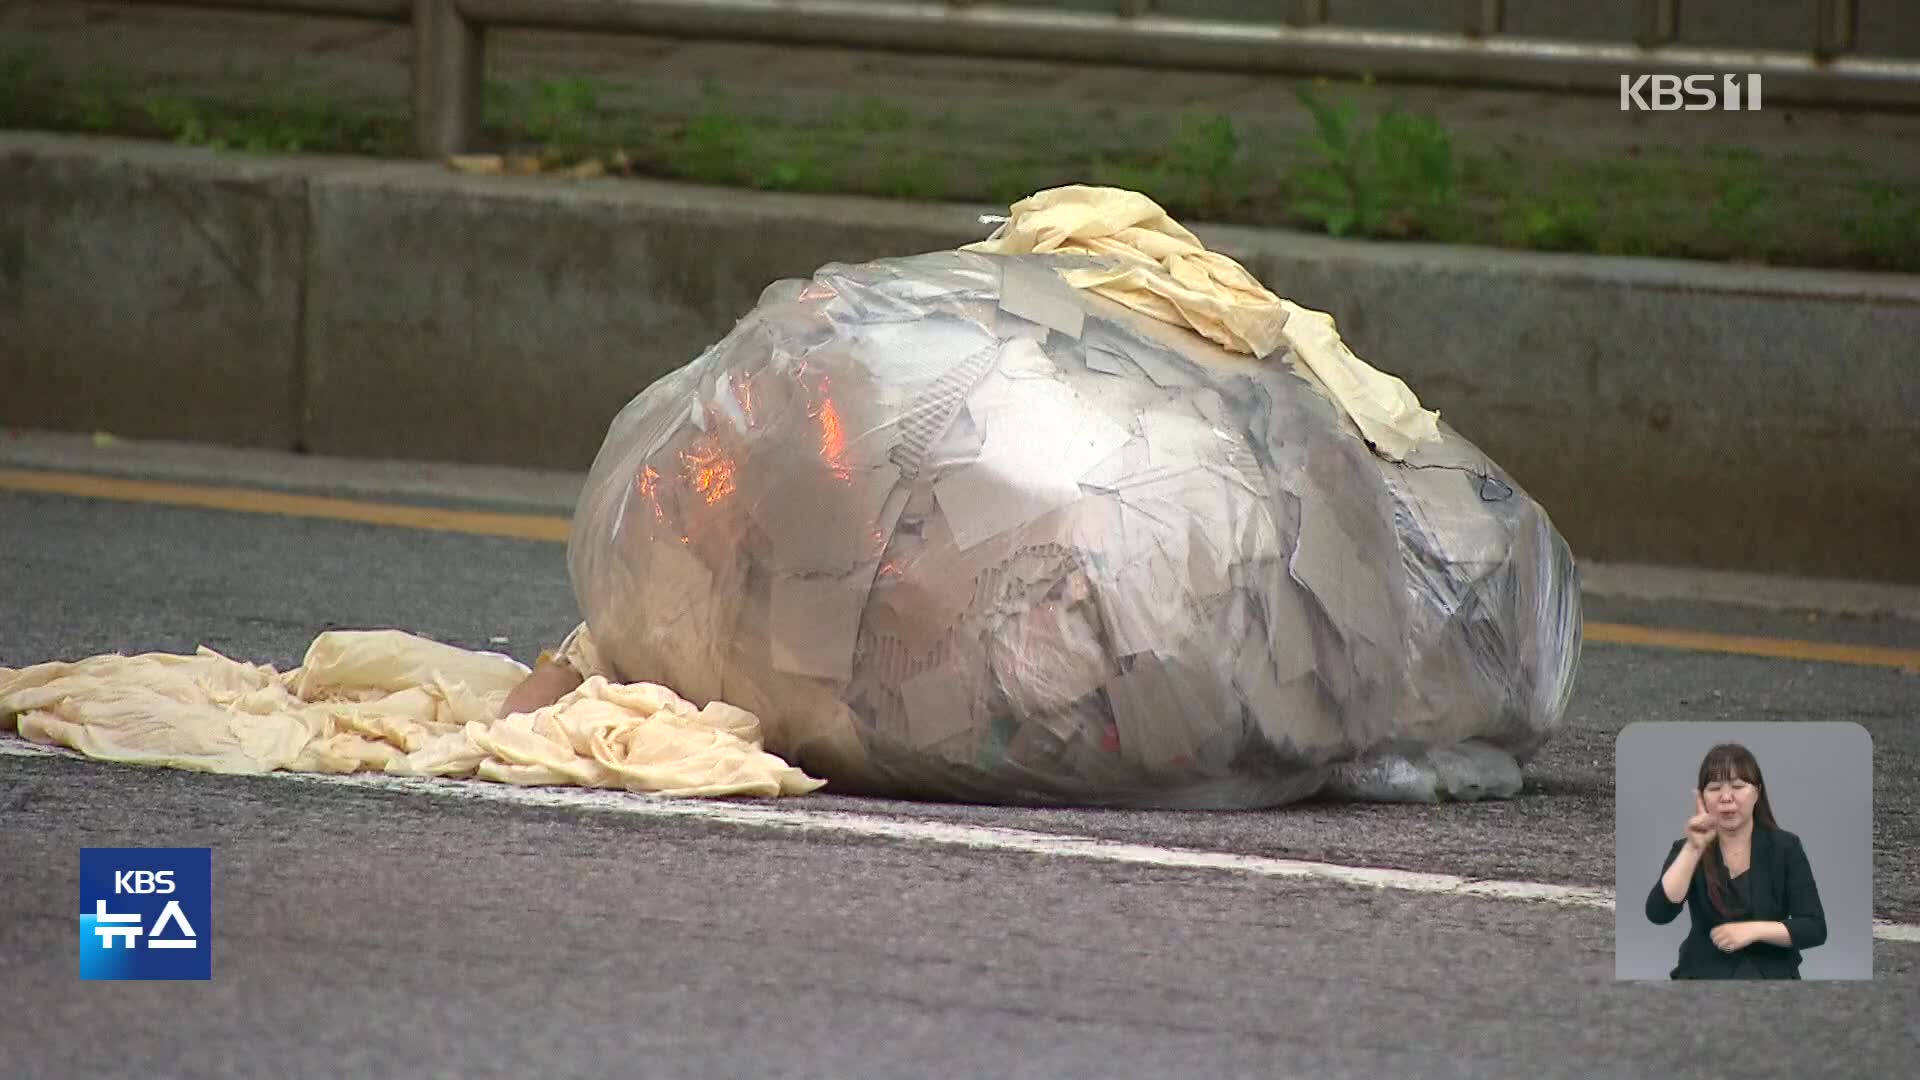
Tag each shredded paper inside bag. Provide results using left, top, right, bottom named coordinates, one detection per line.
left=568, top=245, right=1581, bottom=808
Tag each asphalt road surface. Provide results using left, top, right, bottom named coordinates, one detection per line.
left=2, top=434, right=1917, bottom=1079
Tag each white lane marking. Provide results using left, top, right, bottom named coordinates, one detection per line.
left=5, top=737, right=1916, bottom=943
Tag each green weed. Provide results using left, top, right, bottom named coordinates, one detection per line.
left=518, top=77, right=606, bottom=161
left=133, top=92, right=402, bottom=156
left=871, top=154, right=947, bottom=200
left=670, top=106, right=834, bottom=192
left=1089, top=157, right=1169, bottom=202
left=143, top=96, right=214, bottom=147
left=840, top=96, right=911, bottom=134
left=1502, top=197, right=1599, bottom=251
left=986, top=163, right=1042, bottom=207
left=1709, top=175, right=1771, bottom=235
left=1287, top=87, right=1458, bottom=240
left=756, top=145, right=832, bottom=193
left=1852, top=183, right=1920, bottom=269
left=65, top=84, right=120, bottom=132
left=4, top=59, right=1917, bottom=274
left=1169, top=112, right=1244, bottom=199
left=1084, top=111, right=1251, bottom=215
left=679, top=109, right=756, bottom=184
left=526, top=79, right=597, bottom=136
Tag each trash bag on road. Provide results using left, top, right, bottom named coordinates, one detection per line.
left=568, top=249, right=1580, bottom=807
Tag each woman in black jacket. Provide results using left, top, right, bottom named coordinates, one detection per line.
left=1645, top=743, right=1828, bottom=979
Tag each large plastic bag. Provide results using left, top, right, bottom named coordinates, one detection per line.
left=568, top=250, right=1581, bottom=807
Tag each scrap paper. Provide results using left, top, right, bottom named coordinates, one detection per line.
left=770, top=573, right=870, bottom=683
left=998, top=259, right=1086, bottom=340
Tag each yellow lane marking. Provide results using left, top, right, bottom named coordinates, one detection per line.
left=1583, top=622, right=1920, bottom=673
left=6, top=467, right=1918, bottom=672
left=0, top=468, right=570, bottom=544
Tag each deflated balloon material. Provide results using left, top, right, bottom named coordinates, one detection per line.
left=568, top=250, right=1582, bottom=807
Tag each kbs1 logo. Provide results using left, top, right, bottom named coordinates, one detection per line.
left=1620, top=74, right=1763, bottom=111
left=79, top=848, right=212, bottom=980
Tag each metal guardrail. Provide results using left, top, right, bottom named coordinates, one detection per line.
left=134, top=0, right=1920, bottom=155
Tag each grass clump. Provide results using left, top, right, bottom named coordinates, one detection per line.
left=1089, top=110, right=1257, bottom=219
left=3, top=52, right=1916, bottom=273
left=1285, top=85, right=1458, bottom=241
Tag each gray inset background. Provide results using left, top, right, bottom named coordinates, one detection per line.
left=1615, top=722, right=1874, bottom=980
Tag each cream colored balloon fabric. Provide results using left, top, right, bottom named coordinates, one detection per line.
left=963, top=185, right=1442, bottom=461
left=0, top=630, right=824, bottom=798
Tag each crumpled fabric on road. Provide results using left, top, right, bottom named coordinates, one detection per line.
left=0, top=629, right=825, bottom=798
left=962, top=184, right=1441, bottom=460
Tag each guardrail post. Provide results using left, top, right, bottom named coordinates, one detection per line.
left=1638, top=0, right=1680, bottom=47
left=1816, top=0, right=1857, bottom=58
left=1289, top=1, right=1328, bottom=27
left=1464, top=0, right=1505, bottom=37
left=1116, top=0, right=1153, bottom=15
left=414, top=0, right=482, bottom=156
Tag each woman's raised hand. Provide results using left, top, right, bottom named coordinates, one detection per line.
left=1685, top=791, right=1718, bottom=851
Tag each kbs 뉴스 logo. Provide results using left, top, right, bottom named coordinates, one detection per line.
left=79, top=848, right=213, bottom=980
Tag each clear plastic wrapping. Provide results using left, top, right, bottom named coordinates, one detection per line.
left=568, top=251, right=1581, bottom=807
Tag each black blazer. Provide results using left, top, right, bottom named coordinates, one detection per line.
left=1644, top=825, right=1827, bottom=979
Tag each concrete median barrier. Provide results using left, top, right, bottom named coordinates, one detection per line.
left=300, top=163, right=973, bottom=467
left=1, top=132, right=1914, bottom=582
left=1225, top=233, right=1920, bottom=587
left=0, top=134, right=312, bottom=450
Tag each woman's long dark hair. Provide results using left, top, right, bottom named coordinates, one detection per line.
left=1697, top=743, right=1780, bottom=917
